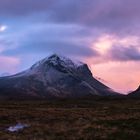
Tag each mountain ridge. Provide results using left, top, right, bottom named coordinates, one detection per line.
left=0, top=54, right=119, bottom=99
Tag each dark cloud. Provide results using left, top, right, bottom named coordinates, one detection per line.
left=2, top=40, right=98, bottom=58
left=1, top=22, right=98, bottom=58
left=0, top=0, right=140, bottom=34
left=0, top=0, right=53, bottom=16
left=108, top=45, right=140, bottom=61
left=1, top=0, right=140, bottom=66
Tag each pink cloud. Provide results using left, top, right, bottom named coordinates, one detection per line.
left=88, top=61, right=140, bottom=94
left=0, top=56, right=20, bottom=74
left=84, top=34, right=140, bottom=93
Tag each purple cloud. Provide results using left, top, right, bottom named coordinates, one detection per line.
left=108, top=45, right=140, bottom=61
left=0, top=0, right=140, bottom=71
left=0, top=0, right=140, bottom=35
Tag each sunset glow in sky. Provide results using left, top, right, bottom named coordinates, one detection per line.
left=0, top=0, right=140, bottom=93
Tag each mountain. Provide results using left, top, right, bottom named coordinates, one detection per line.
left=0, top=54, right=118, bottom=99
left=128, top=86, right=140, bottom=97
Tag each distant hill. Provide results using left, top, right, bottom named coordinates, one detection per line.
left=128, top=86, right=140, bottom=97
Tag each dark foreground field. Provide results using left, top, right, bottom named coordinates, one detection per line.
left=0, top=98, right=140, bottom=140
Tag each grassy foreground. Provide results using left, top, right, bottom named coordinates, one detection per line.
left=0, top=98, right=140, bottom=140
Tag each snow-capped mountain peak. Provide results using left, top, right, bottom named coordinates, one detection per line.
left=0, top=54, right=119, bottom=99
left=31, top=54, right=84, bottom=70
left=11, top=54, right=87, bottom=78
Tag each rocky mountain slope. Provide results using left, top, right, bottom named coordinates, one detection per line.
left=0, top=54, right=118, bottom=99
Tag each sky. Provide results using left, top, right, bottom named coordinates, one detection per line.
left=0, top=0, right=140, bottom=93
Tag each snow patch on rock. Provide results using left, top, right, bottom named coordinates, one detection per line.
left=31, top=54, right=84, bottom=70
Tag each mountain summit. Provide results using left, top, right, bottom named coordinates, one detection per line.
left=0, top=54, right=118, bottom=99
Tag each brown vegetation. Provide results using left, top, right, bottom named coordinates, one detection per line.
left=0, top=98, right=140, bottom=140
